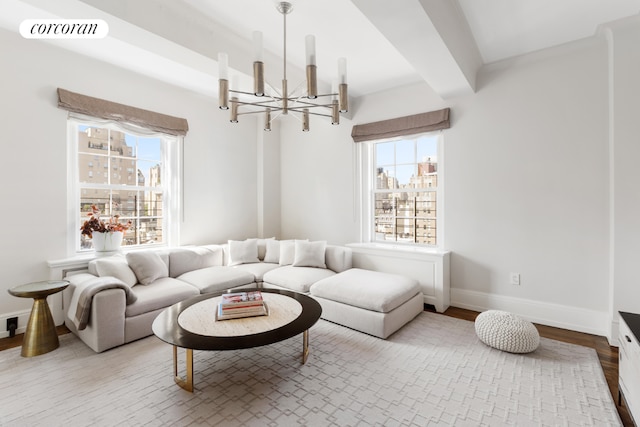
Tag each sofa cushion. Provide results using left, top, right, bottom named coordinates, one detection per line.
left=230, top=262, right=281, bottom=282
left=89, top=255, right=137, bottom=288
left=310, top=268, right=420, bottom=313
left=125, top=277, right=199, bottom=317
left=293, top=240, right=326, bottom=268
left=169, top=247, right=220, bottom=277
left=126, top=251, right=169, bottom=285
left=263, top=265, right=335, bottom=293
left=228, top=239, right=260, bottom=266
left=177, top=266, right=255, bottom=294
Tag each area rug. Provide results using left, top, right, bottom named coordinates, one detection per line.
left=0, top=312, right=621, bottom=426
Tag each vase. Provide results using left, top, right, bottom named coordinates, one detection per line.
left=92, top=231, right=124, bottom=254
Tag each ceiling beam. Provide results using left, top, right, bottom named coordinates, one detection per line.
left=351, top=0, right=482, bottom=99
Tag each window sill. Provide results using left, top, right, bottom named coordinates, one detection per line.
left=346, top=242, right=450, bottom=256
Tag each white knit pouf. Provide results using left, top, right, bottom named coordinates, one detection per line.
left=474, top=310, right=540, bottom=353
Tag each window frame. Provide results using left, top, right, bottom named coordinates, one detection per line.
left=67, top=116, right=182, bottom=255
left=358, top=132, right=444, bottom=249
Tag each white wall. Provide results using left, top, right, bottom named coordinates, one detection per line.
left=446, top=38, right=610, bottom=334
left=0, top=28, right=259, bottom=318
left=279, top=117, right=357, bottom=244
left=607, top=15, right=640, bottom=337
left=279, top=33, right=616, bottom=336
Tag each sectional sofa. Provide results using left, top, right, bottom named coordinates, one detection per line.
left=63, top=238, right=424, bottom=353
left=63, top=239, right=353, bottom=352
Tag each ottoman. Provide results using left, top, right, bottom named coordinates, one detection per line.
left=475, top=310, right=540, bottom=353
left=309, top=268, right=423, bottom=339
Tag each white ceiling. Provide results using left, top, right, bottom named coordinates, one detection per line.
left=2, top=0, right=639, bottom=100
left=458, top=0, right=640, bottom=63
left=180, top=0, right=640, bottom=98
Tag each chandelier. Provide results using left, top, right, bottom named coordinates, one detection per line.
left=217, top=1, right=348, bottom=132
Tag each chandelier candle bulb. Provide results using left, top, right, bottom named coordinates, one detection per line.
left=253, top=31, right=263, bottom=62
left=338, top=57, right=347, bottom=84
left=218, top=52, right=228, bottom=80
left=305, top=35, right=316, bottom=65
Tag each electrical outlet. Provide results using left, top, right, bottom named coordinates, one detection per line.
left=510, top=273, right=520, bottom=286
left=6, top=317, right=18, bottom=337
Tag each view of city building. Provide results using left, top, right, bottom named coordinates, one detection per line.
left=374, top=136, right=438, bottom=245
left=77, top=126, right=163, bottom=249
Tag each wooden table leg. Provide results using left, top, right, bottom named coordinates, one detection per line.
left=173, top=346, right=194, bottom=392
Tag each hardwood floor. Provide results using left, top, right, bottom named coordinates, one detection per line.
left=0, top=309, right=633, bottom=425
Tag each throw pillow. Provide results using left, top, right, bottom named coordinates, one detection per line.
left=257, top=237, right=275, bottom=261
left=91, top=255, right=137, bottom=288
left=278, top=239, right=308, bottom=266
left=263, top=240, right=280, bottom=264
left=278, top=240, right=296, bottom=266
left=293, top=240, right=327, bottom=268
left=126, top=251, right=169, bottom=285
left=228, top=239, right=260, bottom=266
left=169, top=247, right=219, bottom=277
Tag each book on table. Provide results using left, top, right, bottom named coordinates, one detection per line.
left=216, top=291, right=269, bottom=321
left=220, top=291, right=263, bottom=307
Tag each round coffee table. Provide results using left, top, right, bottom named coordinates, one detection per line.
left=8, top=280, right=69, bottom=357
left=152, top=288, right=322, bottom=392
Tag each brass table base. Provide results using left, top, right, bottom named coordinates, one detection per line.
left=172, top=330, right=311, bottom=393
left=22, top=297, right=59, bottom=357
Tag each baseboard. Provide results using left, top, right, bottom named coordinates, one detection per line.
left=450, top=288, right=610, bottom=339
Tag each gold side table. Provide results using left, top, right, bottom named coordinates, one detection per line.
left=8, top=280, right=69, bottom=357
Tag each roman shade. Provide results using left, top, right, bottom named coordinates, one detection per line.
left=57, top=88, right=189, bottom=136
left=351, top=108, right=450, bottom=142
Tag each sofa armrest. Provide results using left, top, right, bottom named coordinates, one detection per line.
left=63, top=273, right=126, bottom=352
left=325, top=245, right=353, bottom=273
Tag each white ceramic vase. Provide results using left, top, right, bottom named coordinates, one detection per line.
left=92, top=231, right=124, bottom=253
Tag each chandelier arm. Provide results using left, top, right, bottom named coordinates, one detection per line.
left=237, top=109, right=283, bottom=116
left=306, top=111, right=334, bottom=118
left=234, top=100, right=283, bottom=108
left=229, top=89, right=262, bottom=96
left=287, top=101, right=336, bottom=108
left=230, top=90, right=283, bottom=103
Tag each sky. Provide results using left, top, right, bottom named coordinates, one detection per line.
left=376, top=134, right=438, bottom=185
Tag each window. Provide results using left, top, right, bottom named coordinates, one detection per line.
left=365, top=133, right=441, bottom=246
left=69, top=119, right=181, bottom=253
